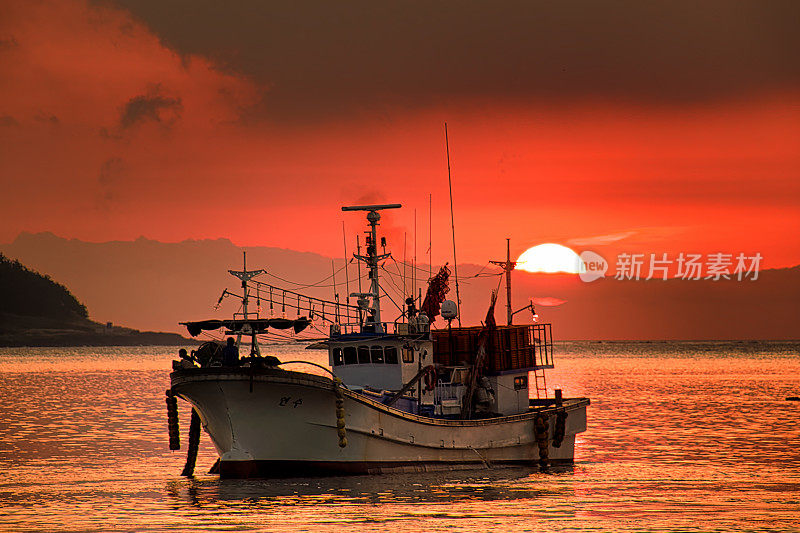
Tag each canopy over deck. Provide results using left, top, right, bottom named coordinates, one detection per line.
left=180, top=318, right=310, bottom=337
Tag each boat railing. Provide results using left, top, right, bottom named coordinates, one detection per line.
left=330, top=320, right=431, bottom=337
left=434, top=380, right=464, bottom=407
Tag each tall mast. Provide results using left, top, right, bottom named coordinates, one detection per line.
left=445, top=123, right=462, bottom=326
left=490, top=238, right=517, bottom=325
left=228, top=251, right=264, bottom=319
left=355, top=234, right=363, bottom=324
left=356, top=235, right=363, bottom=294
left=342, top=204, right=401, bottom=333
left=228, top=250, right=265, bottom=356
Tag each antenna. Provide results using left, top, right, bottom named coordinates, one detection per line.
left=429, top=193, right=432, bottom=283
left=413, top=208, right=417, bottom=303
left=404, top=232, right=407, bottom=298
left=445, top=123, right=462, bottom=326
left=342, top=221, right=350, bottom=306
left=331, top=259, right=340, bottom=324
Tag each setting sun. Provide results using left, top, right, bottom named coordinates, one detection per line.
left=516, top=243, right=585, bottom=274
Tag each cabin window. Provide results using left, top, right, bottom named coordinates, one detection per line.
left=370, top=346, right=384, bottom=364
left=358, top=346, right=371, bottom=364
left=332, top=347, right=343, bottom=366
left=514, top=375, right=528, bottom=390
left=384, top=346, right=398, bottom=364
left=343, top=346, right=357, bottom=365
left=402, top=347, right=414, bottom=363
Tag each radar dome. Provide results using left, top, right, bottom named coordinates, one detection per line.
left=441, top=300, right=458, bottom=320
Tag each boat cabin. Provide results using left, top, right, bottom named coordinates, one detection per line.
left=328, top=321, right=554, bottom=418
left=328, top=334, right=432, bottom=392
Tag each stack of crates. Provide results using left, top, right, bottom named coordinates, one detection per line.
left=431, top=324, right=553, bottom=372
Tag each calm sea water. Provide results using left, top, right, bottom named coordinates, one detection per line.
left=1, top=341, right=799, bottom=532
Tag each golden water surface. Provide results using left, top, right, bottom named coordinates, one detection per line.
left=1, top=341, right=799, bottom=532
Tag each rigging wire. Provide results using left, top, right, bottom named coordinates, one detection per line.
left=260, top=270, right=369, bottom=290
left=379, top=265, right=418, bottom=308
left=391, top=257, right=498, bottom=282
left=262, top=261, right=354, bottom=290
left=390, top=257, right=436, bottom=279
left=383, top=259, right=500, bottom=291
left=379, top=286, right=404, bottom=314
left=445, top=122, right=462, bottom=326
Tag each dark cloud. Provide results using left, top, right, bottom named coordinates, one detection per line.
left=96, top=156, right=126, bottom=209
left=0, top=115, right=20, bottom=127
left=34, top=112, right=59, bottom=125
left=0, top=36, right=19, bottom=51
left=105, top=0, right=800, bottom=120
left=119, top=87, right=182, bottom=129
left=99, top=156, right=125, bottom=185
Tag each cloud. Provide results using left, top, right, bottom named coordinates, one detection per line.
left=98, top=156, right=125, bottom=186
left=34, top=112, right=59, bottom=125
left=0, top=115, right=20, bottom=127
left=107, top=0, right=800, bottom=120
left=532, top=297, right=567, bottom=307
left=0, top=0, right=260, bottom=231
left=567, top=227, right=694, bottom=248
left=568, top=231, right=637, bottom=247
left=0, top=36, right=18, bottom=50
left=119, top=87, right=182, bottom=129
left=96, top=157, right=126, bottom=209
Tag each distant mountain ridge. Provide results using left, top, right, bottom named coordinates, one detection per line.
left=2, top=232, right=798, bottom=340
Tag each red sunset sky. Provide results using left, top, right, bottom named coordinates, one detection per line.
left=1, top=0, right=798, bottom=269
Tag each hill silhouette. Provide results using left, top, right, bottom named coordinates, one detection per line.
left=0, top=252, right=191, bottom=346
left=0, top=253, right=88, bottom=320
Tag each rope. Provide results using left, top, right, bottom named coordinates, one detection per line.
left=468, top=446, right=492, bottom=469
left=278, top=360, right=338, bottom=378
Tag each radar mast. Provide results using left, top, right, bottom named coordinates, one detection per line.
left=342, top=203, right=401, bottom=333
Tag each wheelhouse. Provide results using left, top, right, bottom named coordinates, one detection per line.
left=328, top=332, right=433, bottom=392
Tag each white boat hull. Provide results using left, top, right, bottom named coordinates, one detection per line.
left=171, top=368, right=589, bottom=478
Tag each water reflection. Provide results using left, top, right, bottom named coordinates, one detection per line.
left=166, top=466, right=576, bottom=507
left=159, top=468, right=584, bottom=528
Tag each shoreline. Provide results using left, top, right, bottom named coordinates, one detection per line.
left=0, top=331, right=197, bottom=348
left=0, top=312, right=197, bottom=348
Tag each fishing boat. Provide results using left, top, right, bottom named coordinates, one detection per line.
left=167, top=203, right=589, bottom=478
